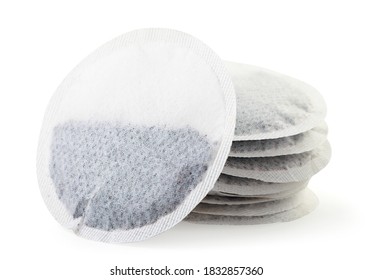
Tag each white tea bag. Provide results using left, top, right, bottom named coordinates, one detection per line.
left=222, top=141, right=331, bottom=183
left=229, top=123, right=327, bottom=158
left=37, top=29, right=236, bottom=243
left=209, top=183, right=308, bottom=200
left=211, top=174, right=308, bottom=196
left=186, top=189, right=318, bottom=225
left=194, top=189, right=308, bottom=216
left=201, top=195, right=276, bottom=205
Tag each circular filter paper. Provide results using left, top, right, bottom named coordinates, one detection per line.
left=37, top=29, right=236, bottom=243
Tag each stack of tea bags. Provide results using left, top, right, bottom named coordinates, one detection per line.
left=186, top=62, right=331, bottom=224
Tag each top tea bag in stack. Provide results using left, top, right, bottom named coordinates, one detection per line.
left=186, top=62, right=331, bottom=225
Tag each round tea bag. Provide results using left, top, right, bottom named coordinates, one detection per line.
left=201, top=195, right=276, bottom=205
left=186, top=189, right=318, bottom=225
left=225, top=62, right=327, bottom=141
left=194, top=189, right=308, bottom=216
left=229, top=123, right=328, bottom=158
left=222, top=141, right=331, bottom=183
left=209, top=183, right=308, bottom=200
left=37, top=29, right=236, bottom=243
left=211, top=174, right=308, bottom=196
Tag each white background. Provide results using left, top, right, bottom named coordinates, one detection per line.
left=1, top=1, right=371, bottom=279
